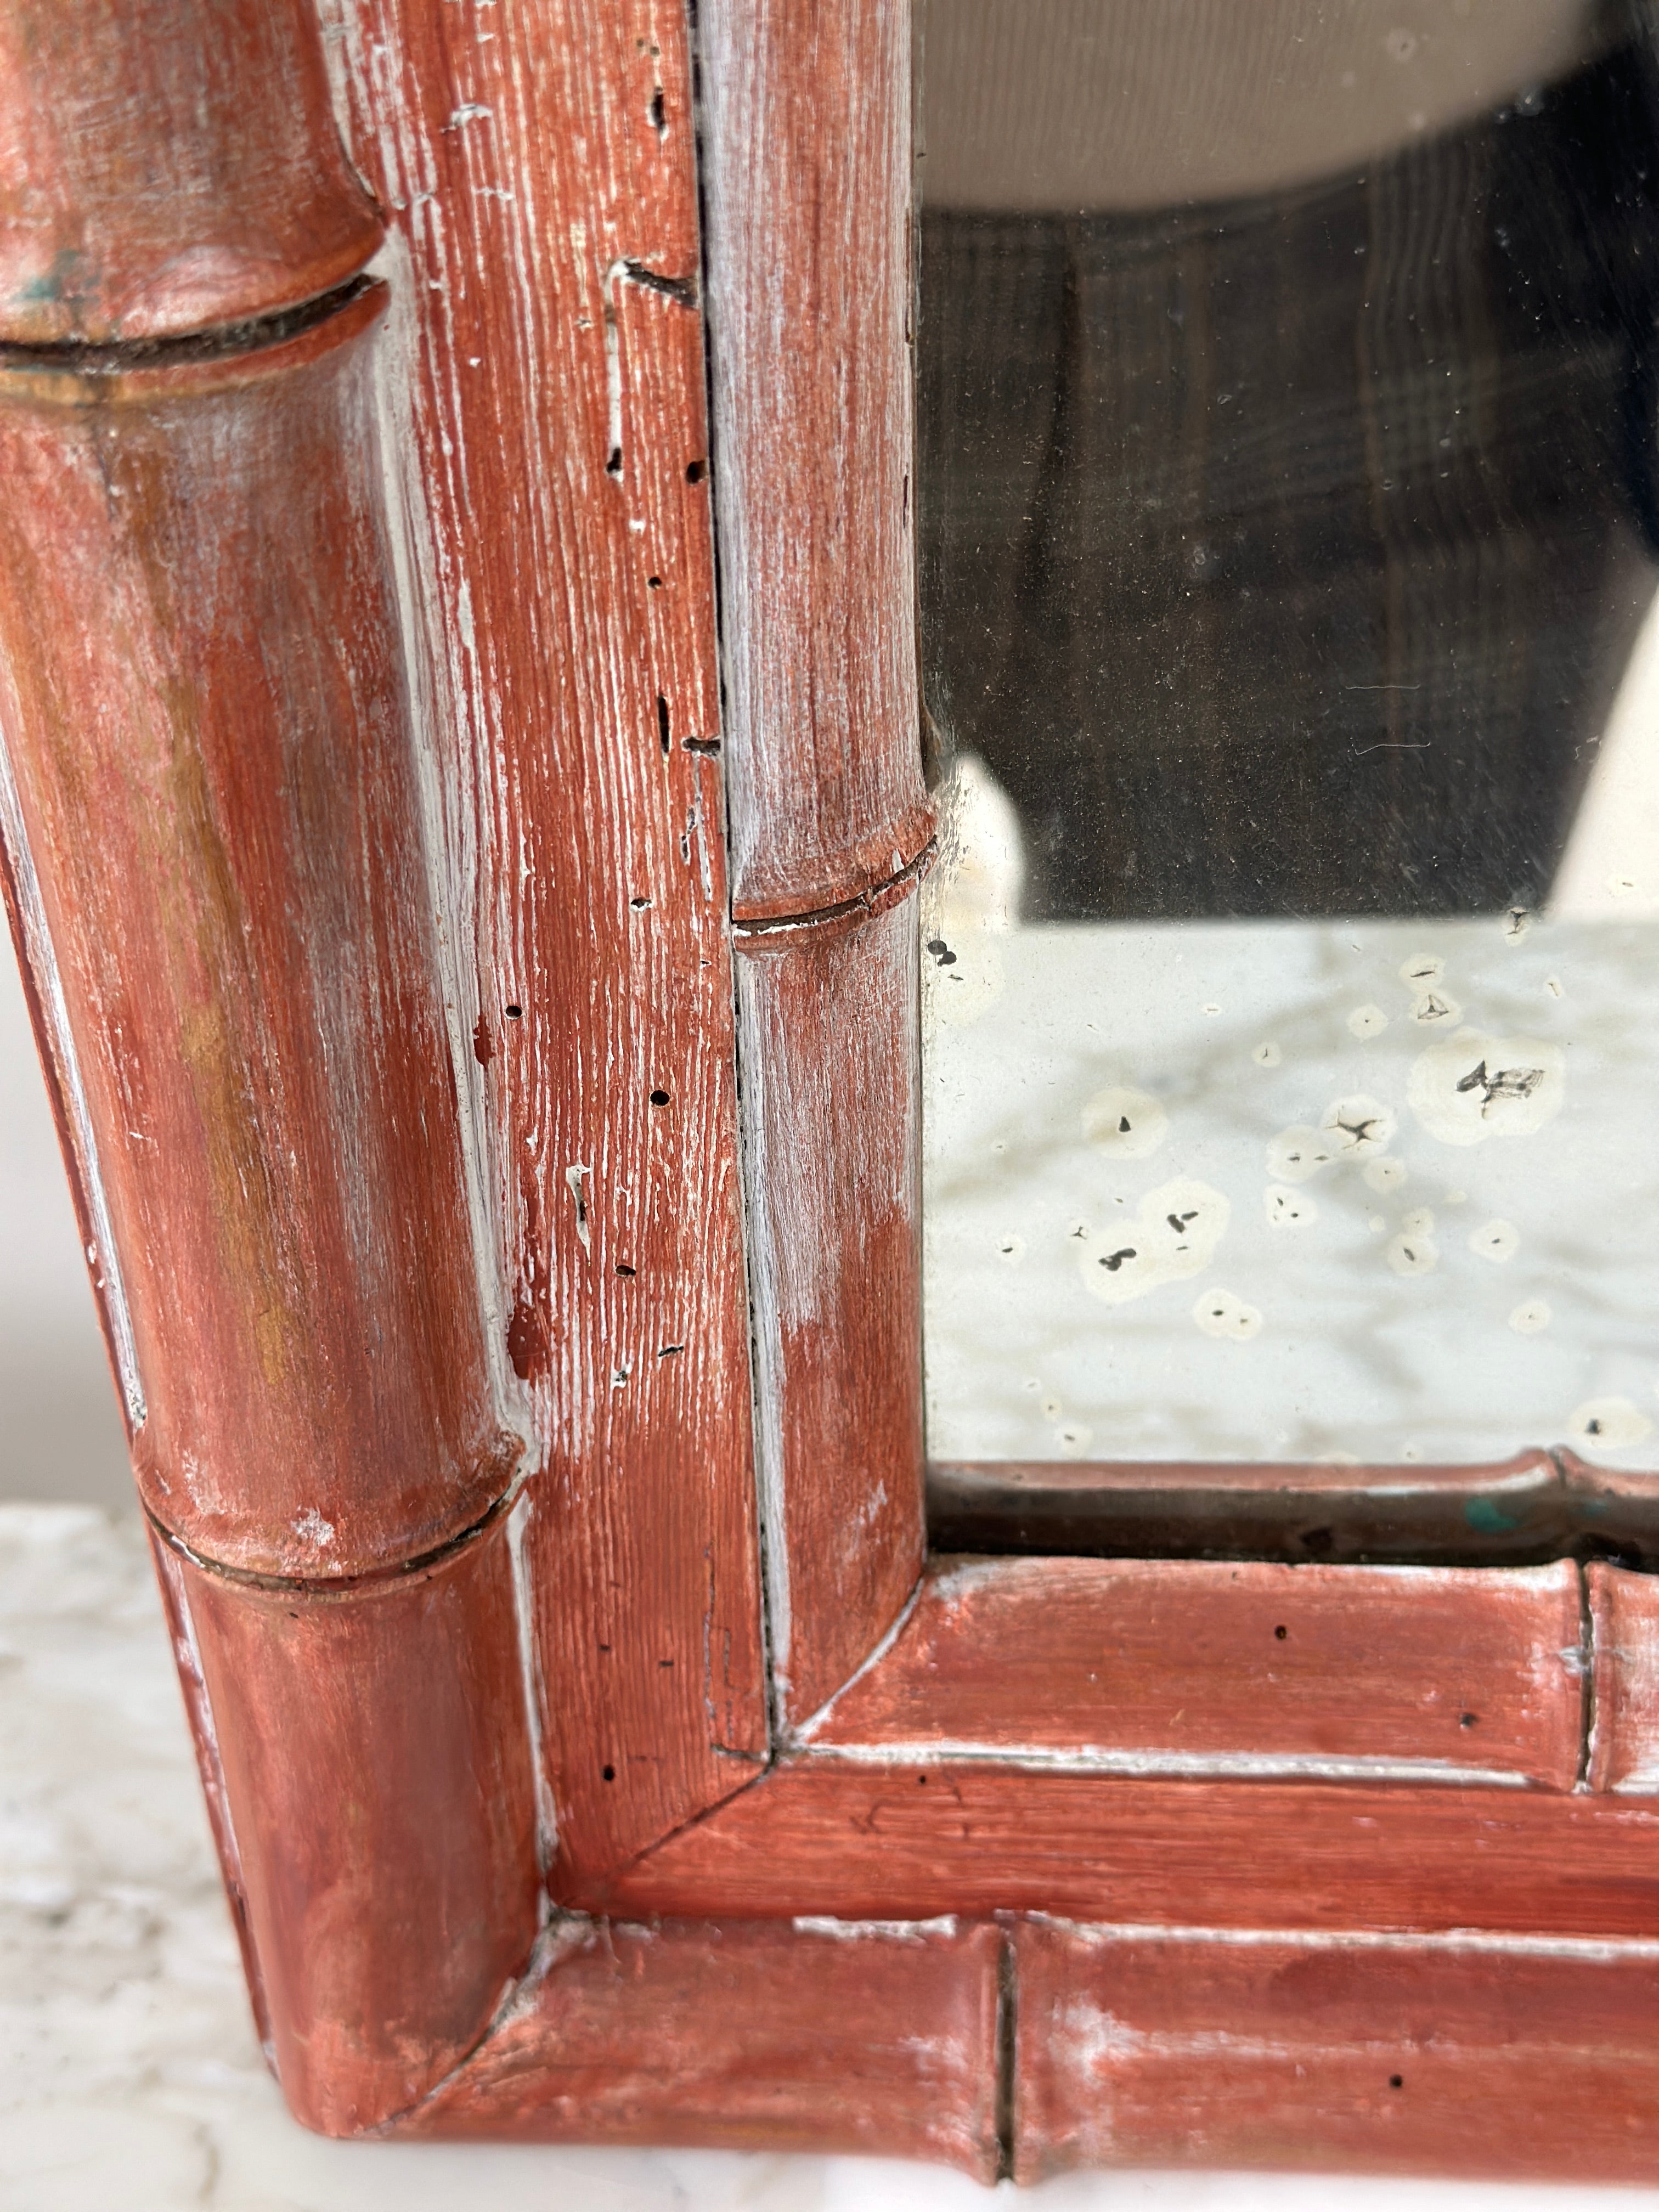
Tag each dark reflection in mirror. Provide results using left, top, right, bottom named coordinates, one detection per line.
left=918, top=0, right=1659, bottom=917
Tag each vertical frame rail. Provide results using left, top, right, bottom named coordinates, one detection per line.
left=698, top=0, right=933, bottom=1727
left=0, top=0, right=539, bottom=2129
left=317, top=0, right=771, bottom=1888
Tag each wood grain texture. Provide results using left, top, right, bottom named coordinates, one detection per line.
left=318, top=0, right=768, bottom=1881
left=22, top=0, right=1659, bottom=2175
left=1012, top=1917, right=1659, bottom=2183
left=592, top=1764, right=1659, bottom=1936
left=699, top=0, right=934, bottom=919
left=394, top=1914, right=1002, bottom=2175
left=0, top=288, right=522, bottom=1578
left=0, top=0, right=381, bottom=343
left=736, top=890, right=928, bottom=1730
left=928, top=1451, right=1573, bottom=1565
left=1588, top=1562, right=1659, bottom=1794
left=150, top=1517, right=540, bottom=2136
left=804, top=1555, right=1586, bottom=1788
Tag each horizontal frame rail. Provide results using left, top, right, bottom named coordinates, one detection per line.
left=794, top=1554, right=1588, bottom=1789
left=379, top=1908, right=1659, bottom=2184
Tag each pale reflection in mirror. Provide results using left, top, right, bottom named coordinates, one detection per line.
left=918, top=0, right=1659, bottom=1469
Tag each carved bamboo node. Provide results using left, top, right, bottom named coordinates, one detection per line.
left=0, top=275, right=522, bottom=1581
left=728, top=802, right=940, bottom=929
left=0, top=0, right=382, bottom=346
left=699, top=0, right=930, bottom=924
left=730, top=838, right=936, bottom=951
left=0, top=275, right=383, bottom=404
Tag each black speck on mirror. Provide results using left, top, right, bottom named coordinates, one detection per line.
left=917, top=0, right=1659, bottom=919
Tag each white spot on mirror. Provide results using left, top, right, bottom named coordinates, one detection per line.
left=1470, top=1218, right=1521, bottom=1263
left=1192, top=1286, right=1263, bottom=1341
left=1406, top=1028, right=1565, bottom=1147
left=1566, top=1397, right=1652, bottom=1453
left=1385, top=1231, right=1438, bottom=1277
left=1075, top=1175, right=1231, bottom=1307
left=1263, top=1184, right=1317, bottom=1231
left=1080, top=1085, right=1168, bottom=1159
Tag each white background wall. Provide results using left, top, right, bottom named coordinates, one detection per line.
left=0, top=940, right=127, bottom=1506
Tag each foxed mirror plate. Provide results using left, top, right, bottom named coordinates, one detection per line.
left=919, top=0, right=1659, bottom=1468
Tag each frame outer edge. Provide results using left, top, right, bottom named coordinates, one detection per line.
left=0, top=1, right=544, bottom=2139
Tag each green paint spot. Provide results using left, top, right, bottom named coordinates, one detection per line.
left=15, top=249, right=83, bottom=304
left=1464, top=1497, right=1523, bottom=1534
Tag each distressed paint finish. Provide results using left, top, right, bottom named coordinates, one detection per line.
left=147, top=1521, right=273, bottom=2064
left=1588, top=1562, right=1659, bottom=1794
left=698, top=0, right=934, bottom=920
left=591, top=1765, right=1659, bottom=1936
left=315, top=0, right=768, bottom=1882
left=1012, top=1918, right=1659, bottom=2182
left=0, top=290, right=521, bottom=1579
left=150, top=1520, right=540, bottom=2136
left=804, top=1555, right=1586, bottom=1788
left=393, top=1914, right=1003, bottom=2175
left=12, top=0, right=1659, bottom=2182
left=695, top=0, right=935, bottom=1731
left=0, top=0, right=550, bottom=2153
left=736, top=890, right=928, bottom=1729
left=0, top=0, right=381, bottom=343
left=928, top=1451, right=1574, bottom=1565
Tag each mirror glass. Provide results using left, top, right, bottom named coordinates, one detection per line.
left=919, top=0, right=1659, bottom=1468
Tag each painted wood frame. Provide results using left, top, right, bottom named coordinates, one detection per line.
left=6, top=0, right=1659, bottom=2185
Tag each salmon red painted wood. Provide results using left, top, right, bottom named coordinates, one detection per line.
left=6, top=0, right=1659, bottom=2183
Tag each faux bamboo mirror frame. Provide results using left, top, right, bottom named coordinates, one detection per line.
left=4, top=0, right=1659, bottom=2187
